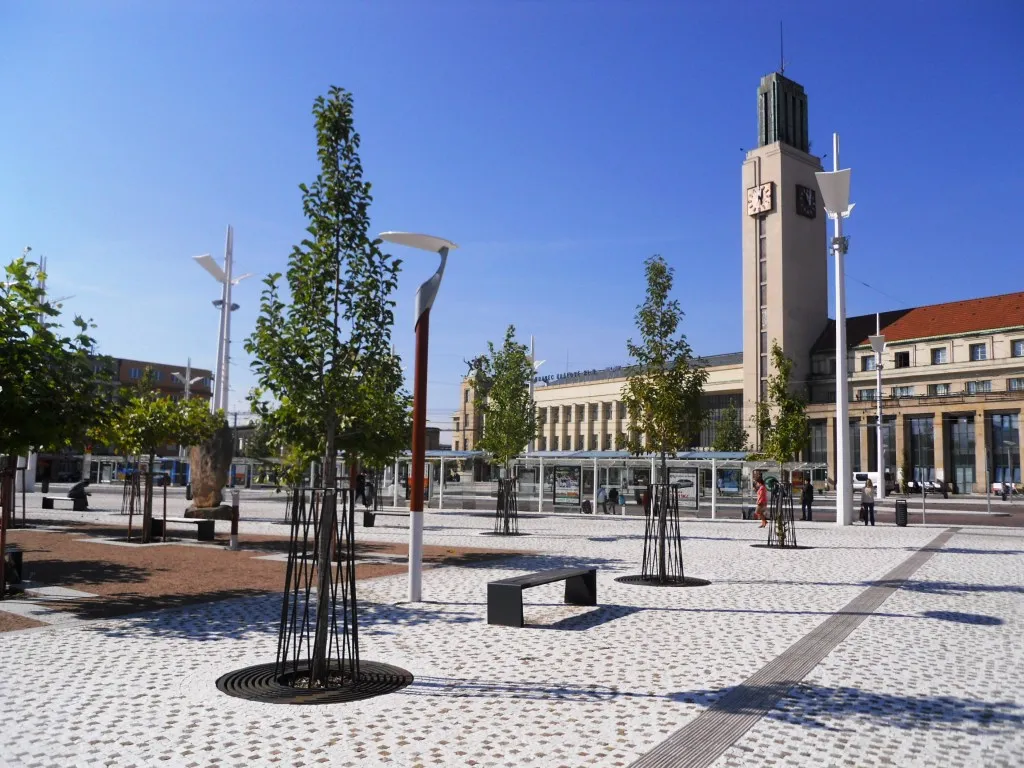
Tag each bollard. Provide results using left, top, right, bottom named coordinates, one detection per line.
left=229, top=489, right=240, bottom=551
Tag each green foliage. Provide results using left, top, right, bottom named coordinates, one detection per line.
left=472, top=325, right=536, bottom=468
left=756, top=340, right=810, bottom=465
left=0, top=255, right=114, bottom=459
left=245, top=86, right=408, bottom=476
left=712, top=402, right=748, bottom=452
left=621, top=255, right=708, bottom=467
left=96, top=382, right=222, bottom=458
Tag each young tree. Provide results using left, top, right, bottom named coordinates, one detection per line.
left=621, top=255, right=708, bottom=480
left=712, top=402, right=748, bottom=452
left=0, top=255, right=113, bottom=465
left=470, top=326, right=535, bottom=534
left=97, top=374, right=221, bottom=542
left=245, top=86, right=406, bottom=684
left=472, top=326, right=536, bottom=473
left=755, top=340, right=810, bottom=470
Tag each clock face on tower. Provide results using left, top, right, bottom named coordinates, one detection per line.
left=746, top=182, right=773, bottom=216
left=796, top=184, right=817, bottom=219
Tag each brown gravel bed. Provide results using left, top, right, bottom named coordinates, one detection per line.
left=0, top=521, right=521, bottom=627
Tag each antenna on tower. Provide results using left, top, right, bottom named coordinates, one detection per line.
left=779, top=21, right=785, bottom=75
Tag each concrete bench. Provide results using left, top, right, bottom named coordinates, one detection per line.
left=41, top=496, right=88, bottom=511
left=149, top=517, right=215, bottom=541
left=487, top=567, right=597, bottom=628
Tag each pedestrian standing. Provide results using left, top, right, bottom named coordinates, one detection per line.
left=801, top=482, right=814, bottom=521
left=860, top=478, right=876, bottom=526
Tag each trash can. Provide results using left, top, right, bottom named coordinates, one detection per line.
left=363, top=510, right=376, bottom=527
left=185, top=482, right=192, bottom=501
left=895, top=499, right=908, bottom=527
left=4, top=545, right=23, bottom=583
left=41, top=478, right=50, bottom=494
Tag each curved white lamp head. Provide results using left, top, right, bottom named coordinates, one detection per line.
left=378, top=231, right=458, bottom=328
left=814, top=168, right=855, bottom=219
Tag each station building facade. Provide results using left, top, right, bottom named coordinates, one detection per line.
left=453, top=71, right=1023, bottom=492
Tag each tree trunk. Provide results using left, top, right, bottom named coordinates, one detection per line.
left=141, top=451, right=155, bottom=543
left=658, top=450, right=668, bottom=580
left=310, top=419, right=337, bottom=685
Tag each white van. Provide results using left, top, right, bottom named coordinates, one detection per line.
left=852, top=471, right=896, bottom=493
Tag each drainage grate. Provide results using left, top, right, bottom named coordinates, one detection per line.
left=615, top=575, right=711, bottom=588
left=216, top=660, right=414, bottom=705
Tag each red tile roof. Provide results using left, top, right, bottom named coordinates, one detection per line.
left=811, top=291, right=1024, bottom=352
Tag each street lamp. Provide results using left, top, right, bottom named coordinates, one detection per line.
left=193, top=225, right=251, bottom=414
left=868, top=322, right=886, bottom=501
left=527, top=335, right=545, bottom=454
left=378, top=231, right=457, bottom=603
left=815, top=133, right=856, bottom=526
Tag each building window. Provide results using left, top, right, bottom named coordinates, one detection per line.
left=759, top=284, right=767, bottom=305
left=129, top=367, right=142, bottom=379
left=617, top=402, right=626, bottom=419
left=861, top=355, right=876, bottom=372
left=811, top=357, right=829, bottom=375
left=849, top=420, right=861, bottom=472
left=908, top=417, right=935, bottom=482
left=809, top=421, right=827, bottom=464
left=928, top=383, right=951, bottom=396
left=590, top=404, right=598, bottom=420
left=565, top=406, right=572, bottom=423
left=454, top=418, right=460, bottom=432
left=537, top=409, right=546, bottom=425
left=551, top=436, right=559, bottom=451
left=892, top=386, right=914, bottom=398
left=1013, top=340, right=1024, bottom=358
left=856, top=388, right=876, bottom=401
left=538, top=437, right=546, bottom=451
left=551, top=409, right=558, bottom=424
left=602, top=403, right=611, bottom=420
left=1009, top=378, right=1024, bottom=392
left=931, top=348, right=947, bottom=365
left=966, top=380, right=992, bottom=394
left=152, top=370, right=163, bottom=382
left=894, top=351, right=910, bottom=369
left=992, top=413, right=1021, bottom=485
left=969, top=343, right=987, bottom=361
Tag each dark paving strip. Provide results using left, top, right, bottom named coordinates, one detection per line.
left=630, top=527, right=961, bottom=768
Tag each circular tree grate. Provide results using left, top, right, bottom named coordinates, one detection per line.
left=478, top=531, right=532, bottom=537
left=749, top=544, right=814, bottom=550
left=615, top=575, right=712, bottom=588
left=216, top=660, right=413, bottom=705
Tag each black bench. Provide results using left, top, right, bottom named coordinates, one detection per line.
left=487, top=567, right=597, bottom=627
left=42, top=496, right=88, bottom=511
left=149, top=517, right=215, bottom=541
left=363, top=510, right=410, bottom=527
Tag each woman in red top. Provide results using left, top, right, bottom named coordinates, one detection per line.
left=755, top=479, right=768, bottom=528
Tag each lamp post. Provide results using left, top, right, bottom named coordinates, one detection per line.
left=527, top=335, right=545, bottom=454
left=378, top=231, right=457, bottom=602
left=815, top=133, right=856, bottom=526
left=1004, top=439, right=1017, bottom=500
left=868, top=319, right=886, bottom=501
left=193, top=226, right=251, bottom=413
left=171, top=358, right=205, bottom=461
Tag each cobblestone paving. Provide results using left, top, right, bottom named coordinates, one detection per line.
left=0, top=515, right=1021, bottom=767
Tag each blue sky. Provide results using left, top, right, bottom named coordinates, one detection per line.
left=2, top=1, right=1022, bottom=438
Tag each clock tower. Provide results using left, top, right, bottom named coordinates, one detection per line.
left=741, top=72, right=828, bottom=445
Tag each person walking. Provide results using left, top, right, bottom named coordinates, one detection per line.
left=860, top=478, right=876, bottom=526
left=597, top=486, right=608, bottom=514
left=801, top=482, right=814, bottom=521
left=755, top=478, right=768, bottom=528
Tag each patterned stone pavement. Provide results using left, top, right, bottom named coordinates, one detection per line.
left=0, top=512, right=1021, bottom=767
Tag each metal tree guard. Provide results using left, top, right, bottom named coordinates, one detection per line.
left=493, top=477, right=519, bottom=535
left=767, top=482, right=798, bottom=548
left=216, top=483, right=413, bottom=704
left=615, top=482, right=710, bottom=587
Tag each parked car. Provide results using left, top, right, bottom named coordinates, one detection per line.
left=905, top=479, right=944, bottom=494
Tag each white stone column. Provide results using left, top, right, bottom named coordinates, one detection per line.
left=711, top=458, right=718, bottom=519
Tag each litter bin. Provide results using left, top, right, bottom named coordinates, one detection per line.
left=41, top=478, right=50, bottom=494
left=363, top=510, right=376, bottom=527
left=4, top=545, right=23, bottom=584
left=895, top=499, right=908, bottom=527
left=185, top=482, right=192, bottom=501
